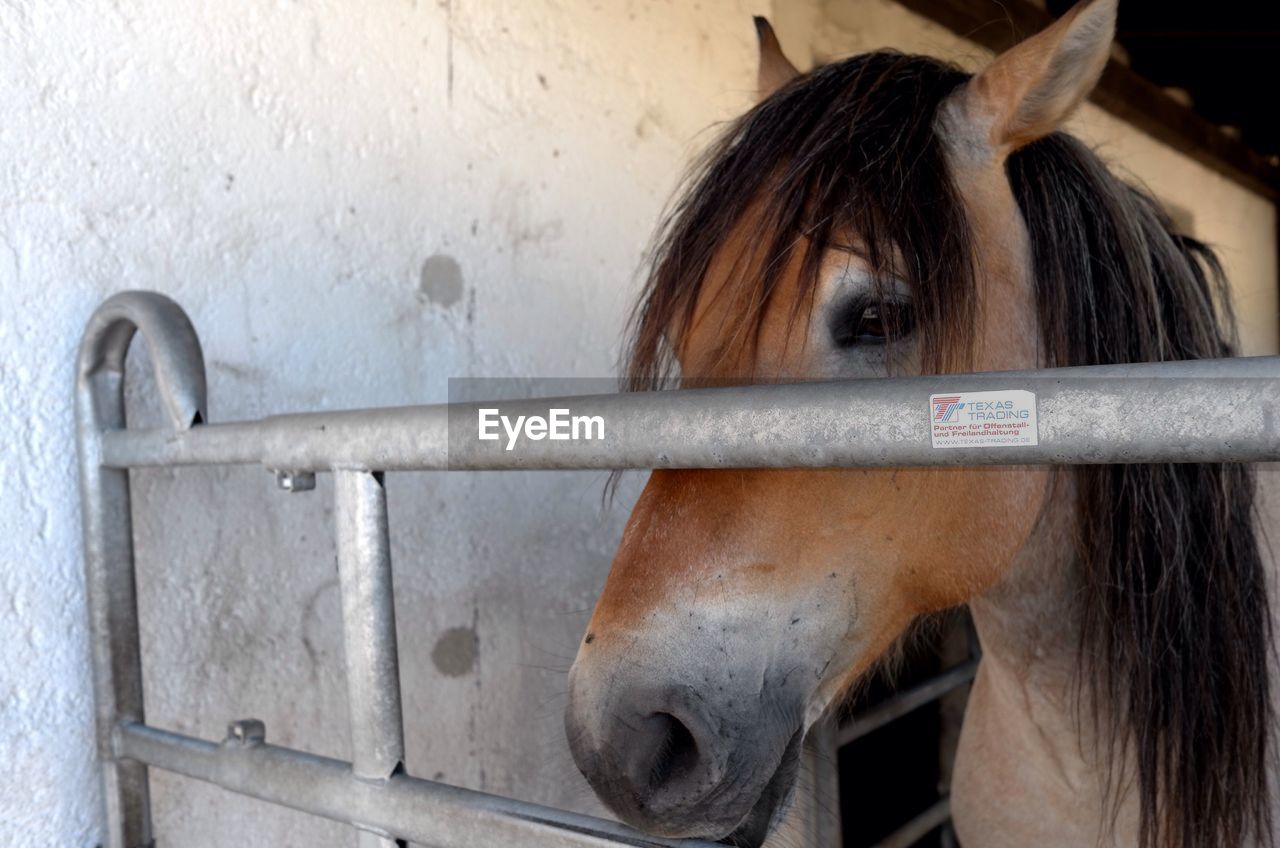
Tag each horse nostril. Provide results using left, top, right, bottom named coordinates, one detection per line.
left=644, top=712, right=699, bottom=791
left=568, top=689, right=725, bottom=826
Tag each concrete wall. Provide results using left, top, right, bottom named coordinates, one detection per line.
left=0, top=2, right=764, bottom=845
left=1, top=1, right=1274, bottom=847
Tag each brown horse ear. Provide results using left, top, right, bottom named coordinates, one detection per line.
left=754, top=16, right=799, bottom=100
left=947, top=0, right=1116, bottom=155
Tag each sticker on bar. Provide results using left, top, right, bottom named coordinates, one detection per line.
left=929, top=390, right=1038, bottom=449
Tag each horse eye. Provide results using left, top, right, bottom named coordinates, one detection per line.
left=830, top=299, right=914, bottom=348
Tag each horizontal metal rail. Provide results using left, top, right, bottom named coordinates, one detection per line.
left=838, top=659, right=980, bottom=747
left=114, top=722, right=717, bottom=848
left=100, top=357, right=1280, bottom=472
left=870, top=798, right=952, bottom=848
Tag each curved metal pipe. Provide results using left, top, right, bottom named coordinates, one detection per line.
left=77, top=290, right=207, bottom=432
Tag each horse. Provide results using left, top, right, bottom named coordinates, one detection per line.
left=563, top=0, right=1277, bottom=845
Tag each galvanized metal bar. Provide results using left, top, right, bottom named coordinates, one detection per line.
left=334, top=470, right=405, bottom=848
left=837, top=660, right=979, bottom=747
left=99, top=357, right=1280, bottom=472
left=76, top=292, right=208, bottom=848
left=114, top=722, right=719, bottom=848
left=73, top=293, right=1280, bottom=848
left=870, top=798, right=951, bottom=848
left=77, top=394, right=152, bottom=848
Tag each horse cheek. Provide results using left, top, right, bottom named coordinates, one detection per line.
left=891, top=468, right=1052, bottom=611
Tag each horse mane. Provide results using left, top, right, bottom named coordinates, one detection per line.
left=623, top=50, right=1274, bottom=847
left=1008, top=136, right=1274, bottom=848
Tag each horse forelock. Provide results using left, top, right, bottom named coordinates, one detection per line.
left=623, top=50, right=1275, bottom=848
left=622, top=52, right=977, bottom=390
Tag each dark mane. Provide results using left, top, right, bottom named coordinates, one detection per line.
left=1009, top=136, right=1274, bottom=848
left=624, top=51, right=1274, bottom=848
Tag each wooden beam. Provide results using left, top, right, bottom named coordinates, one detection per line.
left=892, top=0, right=1280, bottom=199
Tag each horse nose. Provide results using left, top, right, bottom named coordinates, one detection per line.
left=620, top=711, right=703, bottom=796
left=566, top=690, right=725, bottom=834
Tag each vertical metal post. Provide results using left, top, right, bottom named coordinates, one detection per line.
left=334, top=470, right=406, bottom=848
left=77, top=381, right=153, bottom=848
left=76, top=292, right=208, bottom=848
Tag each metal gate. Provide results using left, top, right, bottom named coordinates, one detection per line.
left=77, top=291, right=1280, bottom=848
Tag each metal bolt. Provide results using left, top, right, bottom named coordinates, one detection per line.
left=225, top=718, right=266, bottom=747
left=274, top=470, right=316, bottom=492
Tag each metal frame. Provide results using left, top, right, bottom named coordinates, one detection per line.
left=76, top=291, right=1280, bottom=847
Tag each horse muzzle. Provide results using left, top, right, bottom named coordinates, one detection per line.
left=564, top=652, right=806, bottom=845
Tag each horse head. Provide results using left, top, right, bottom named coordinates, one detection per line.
left=566, top=2, right=1272, bottom=845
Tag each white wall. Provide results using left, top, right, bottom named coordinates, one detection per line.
left=1, top=1, right=1274, bottom=846
left=0, top=2, right=764, bottom=845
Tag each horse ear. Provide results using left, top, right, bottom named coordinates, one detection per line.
left=948, top=0, right=1116, bottom=155
left=754, top=16, right=799, bottom=101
